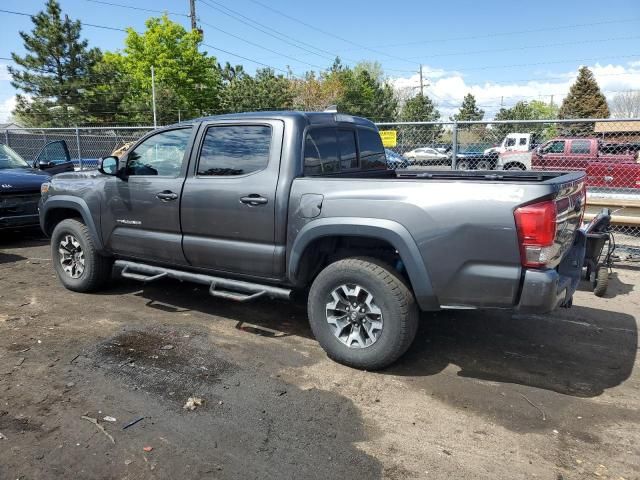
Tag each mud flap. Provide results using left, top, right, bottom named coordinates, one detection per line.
left=557, top=229, right=586, bottom=307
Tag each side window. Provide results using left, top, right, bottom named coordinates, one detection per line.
left=358, top=127, right=386, bottom=170
left=126, top=128, right=191, bottom=176
left=304, top=128, right=339, bottom=175
left=35, top=141, right=70, bottom=166
left=570, top=140, right=591, bottom=154
left=542, top=140, right=565, bottom=154
left=519, top=137, right=527, bottom=146
left=338, top=129, right=358, bottom=170
left=197, top=125, right=271, bottom=176
left=506, top=138, right=516, bottom=147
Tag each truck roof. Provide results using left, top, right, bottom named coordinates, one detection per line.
left=185, top=111, right=378, bottom=129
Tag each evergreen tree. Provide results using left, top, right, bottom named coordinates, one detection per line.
left=398, top=93, right=442, bottom=147
left=559, top=66, right=609, bottom=119
left=451, top=93, right=484, bottom=123
left=8, top=0, right=101, bottom=127
left=221, top=68, right=293, bottom=113
left=337, top=67, right=397, bottom=121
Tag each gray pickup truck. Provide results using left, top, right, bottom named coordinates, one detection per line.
left=39, top=111, right=586, bottom=369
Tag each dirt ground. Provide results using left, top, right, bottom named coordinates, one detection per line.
left=1, top=230, right=639, bottom=480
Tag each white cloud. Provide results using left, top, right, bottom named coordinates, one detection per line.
left=391, top=61, right=640, bottom=120
left=0, top=96, right=17, bottom=123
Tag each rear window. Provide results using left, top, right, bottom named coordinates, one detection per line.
left=303, top=126, right=386, bottom=176
left=304, top=128, right=339, bottom=175
left=570, top=140, right=591, bottom=154
left=358, top=127, right=386, bottom=170
left=198, top=125, right=271, bottom=176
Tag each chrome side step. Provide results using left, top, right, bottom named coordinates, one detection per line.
left=115, top=260, right=291, bottom=302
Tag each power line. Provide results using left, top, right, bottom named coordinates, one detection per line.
left=241, top=0, right=418, bottom=66
left=199, top=20, right=325, bottom=70
left=0, top=7, right=127, bottom=32
left=201, top=43, right=290, bottom=75
left=83, top=0, right=189, bottom=17
left=352, top=17, right=640, bottom=51
left=407, top=35, right=640, bottom=60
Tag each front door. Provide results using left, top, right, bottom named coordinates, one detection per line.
left=537, top=139, right=566, bottom=170
left=101, top=127, right=195, bottom=264
left=181, top=120, right=284, bottom=278
left=34, top=141, right=74, bottom=174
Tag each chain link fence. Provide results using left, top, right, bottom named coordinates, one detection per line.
left=2, top=118, right=640, bottom=251
left=2, top=126, right=154, bottom=170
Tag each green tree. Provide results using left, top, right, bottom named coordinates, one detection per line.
left=95, top=15, right=222, bottom=124
left=221, top=68, right=293, bottom=113
left=398, top=93, right=442, bottom=148
left=8, top=0, right=101, bottom=127
left=337, top=65, right=397, bottom=121
left=559, top=66, right=610, bottom=119
left=451, top=93, right=484, bottom=123
left=492, top=100, right=558, bottom=141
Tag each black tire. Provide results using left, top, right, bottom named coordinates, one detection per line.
left=307, top=257, right=419, bottom=370
left=593, top=264, right=609, bottom=297
left=456, top=160, right=470, bottom=170
left=51, top=218, right=113, bottom=292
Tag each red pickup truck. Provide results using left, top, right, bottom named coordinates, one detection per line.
left=587, top=161, right=640, bottom=190
left=532, top=138, right=637, bottom=170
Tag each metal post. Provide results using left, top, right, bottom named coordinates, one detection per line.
left=151, top=65, right=157, bottom=128
left=75, top=126, right=82, bottom=170
left=419, top=64, right=424, bottom=97
left=451, top=122, right=458, bottom=170
left=4, top=129, right=8, bottom=147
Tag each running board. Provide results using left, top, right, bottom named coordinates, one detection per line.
left=115, top=260, right=291, bottom=302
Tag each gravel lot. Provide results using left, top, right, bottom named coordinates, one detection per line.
left=1, top=230, right=639, bottom=480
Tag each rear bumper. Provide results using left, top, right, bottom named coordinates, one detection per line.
left=516, top=230, right=587, bottom=314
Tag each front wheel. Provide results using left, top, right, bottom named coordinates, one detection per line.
left=593, top=264, right=609, bottom=297
left=307, top=257, right=419, bottom=370
left=51, top=218, right=113, bottom=292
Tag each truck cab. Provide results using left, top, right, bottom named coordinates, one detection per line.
left=484, top=133, right=533, bottom=155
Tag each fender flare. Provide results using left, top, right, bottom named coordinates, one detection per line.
left=41, top=196, right=104, bottom=251
left=288, top=217, right=439, bottom=311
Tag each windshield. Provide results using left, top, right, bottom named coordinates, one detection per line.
left=0, top=144, right=29, bottom=169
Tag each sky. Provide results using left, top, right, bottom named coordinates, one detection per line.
left=1, top=0, right=639, bottom=122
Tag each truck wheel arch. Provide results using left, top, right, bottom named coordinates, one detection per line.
left=288, top=218, right=439, bottom=311
left=42, top=197, right=104, bottom=251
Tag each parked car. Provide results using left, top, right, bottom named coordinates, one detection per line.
left=496, top=138, right=637, bottom=172
left=385, top=149, right=408, bottom=169
left=1, top=141, right=72, bottom=230
left=403, top=147, right=449, bottom=165
left=454, top=148, right=498, bottom=170
left=484, top=133, right=536, bottom=155
left=587, top=160, right=640, bottom=191
left=39, top=111, right=586, bottom=370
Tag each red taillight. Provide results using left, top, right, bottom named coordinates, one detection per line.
left=514, top=200, right=557, bottom=268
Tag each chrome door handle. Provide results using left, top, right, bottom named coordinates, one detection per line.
left=240, top=195, right=268, bottom=206
left=156, top=191, right=178, bottom=201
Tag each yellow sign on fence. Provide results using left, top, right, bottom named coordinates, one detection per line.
left=379, top=130, right=397, bottom=148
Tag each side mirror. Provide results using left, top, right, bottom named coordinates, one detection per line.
left=99, top=156, right=119, bottom=176
left=35, top=159, right=55, bottom=170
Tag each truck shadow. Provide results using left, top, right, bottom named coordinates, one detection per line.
left=103, top=277, right=637, bottom=399
left=392, top=306, right=637, bottom=398
left=0, top=227, right=49, bottom=248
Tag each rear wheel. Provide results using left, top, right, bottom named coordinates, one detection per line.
left=505, top=163, right=526, bottom=171
left=307, top=257, right=419, bottom=370
left=51, top=219, right=113, bottom=292
left=476, top=159, right=492, bottom=170
left=456, top=160, right=471, bottom=170
left=593, top=264, right=609, bottom=297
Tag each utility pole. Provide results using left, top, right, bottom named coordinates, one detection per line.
left=419, top=64, right=424, bottom=96
left=500, top=96, right=504, bottom=108
left=151, top=65, right=157, bottom=128
left=549, top=94, right=554, bottom=108
left=189, top=0, right=197, bottom=31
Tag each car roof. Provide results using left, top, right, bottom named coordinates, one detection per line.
left=176, top=111, right=377, bottom=129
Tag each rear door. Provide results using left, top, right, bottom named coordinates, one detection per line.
left=33, top=141, right=74, bottom=174
left=563, top=139, right=594, bottom=171
left=180, top=120, right=284, bottom=278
